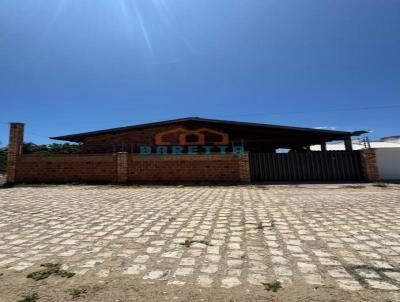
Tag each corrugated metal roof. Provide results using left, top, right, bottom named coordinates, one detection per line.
left=50, top=117, right=367, bottom=142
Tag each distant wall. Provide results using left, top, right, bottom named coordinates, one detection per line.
left=12, top=153, right=250, bottom=184
left=127, top=153, right=250, bottom=183
left=376, top=148, right=400, bottom=180
left=15, top=154, right=117, bottom=183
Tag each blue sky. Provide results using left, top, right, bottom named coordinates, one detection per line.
left=0, top=0, right=399, bottom=145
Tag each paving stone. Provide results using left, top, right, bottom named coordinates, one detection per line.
left=80, top=260, right=103, bottom=268
left=7, top=261, right=34, bottom=271
left=180, top=257, right=195, bottom=266
left=297, top=262, right=317, bottom=274
left=97, top=269, right=110, bottom=278
left=0, top=258, right=18, bottom=267
left=174, top=267, right=193, bottom=278
left=143, top=270, right=169, bottom=280
left=366, top=279, right=398, bottom=290
left=221, top=277, right=241, bottom=288
left=146, top=247, right=161, bottom=254
left=384, top=271, right=400, bottom=282
left=271, top=256, right=288, bottom=265
left=356, top=269, right=380, bottom=279
left=197, top=275, right=214, bottom=287
left=134, top=255, right=150, bottom=263
left=124, top=265, right=146, bottom=275
left=162, top=251, right=183, bottom=259
left=205, top=254, right=221, bottom=263
left=274, top=266, right=293, bottom=276
left=304, top=274, right=323, bottom=285
left=247, top=273, right=267, bottom=285
left=328, top=268, right=352, bottom=279
left=336, top=279, right=363, bottom=291
left=200, top=264, right=219, bottom=274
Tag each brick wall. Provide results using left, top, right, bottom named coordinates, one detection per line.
left=127, top=153, right=250, bottom=183
left=12, top=153, right=250, bottom=184
left=15, top=154, right=117, bottom=183
left=359, top=149, right=380, bottom=182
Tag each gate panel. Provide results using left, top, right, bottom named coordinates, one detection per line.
left=249, top=151, right=364, bottom=181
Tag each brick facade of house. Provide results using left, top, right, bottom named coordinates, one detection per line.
left=5, top=122, right=380, bottom=184
left=82, top=124, right=227, bottom=154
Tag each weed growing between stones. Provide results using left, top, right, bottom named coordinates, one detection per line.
left=180, top=239, right=213, bottom=247
left=374, top=182, right=388, bottom=188
left=341, top=185, right=366, bottom=189
left=27, top=263, right=75, bottom=281
left=262, top=280, right=282, bottom=292
left=67, top=287, right=88, bottom=299
left=16, top=293, right=38, bottom=302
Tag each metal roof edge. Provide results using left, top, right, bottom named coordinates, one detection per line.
left=50, top=117, right=364, bottom=142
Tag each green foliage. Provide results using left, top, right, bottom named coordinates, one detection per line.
left=27, top=263, right=75, bottom=281
left=0, top=147, right=6, bottom=173
left=68, top=287, right=87, bottom=299
left=262, top=280, right=282, bottom=292
left=341, top=185, right=366, bottom=189
left=23, top=142, right=83, bottom=154
left=16, top=293, right=39, bottom=302
left=180, top=239, right=213, bottom=247
left=0, top=143, right=82, bottom=172
left=373, top=182, right=388, bottom=188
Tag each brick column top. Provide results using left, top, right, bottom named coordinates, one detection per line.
left=6, top=122, right=25, bottom=183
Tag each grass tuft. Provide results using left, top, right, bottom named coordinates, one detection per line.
left=342, top=185, right=366, bottom=189
left=373, top=182, right=388, bottom=188
left=27, top=263, right=75, bottom=281
left=261, top=280, right=282, bottom=292
left=68, top=287, right=87, bottom=299
left=17, top=293, right=38, bottom=302
left=180, top=239, right=213, bottom=247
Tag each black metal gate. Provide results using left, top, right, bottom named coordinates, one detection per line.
left=249, top=151, right=364, bottom=182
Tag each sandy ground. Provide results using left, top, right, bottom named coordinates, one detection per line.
left=0, top=270, right=398, bottom=302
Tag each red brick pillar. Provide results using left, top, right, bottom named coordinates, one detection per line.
left=360, top=149, right=380, bottom=182
left=238, top=153, right=251, bottom=183
left=6, top=122, right=25, bottom=184
left=116, top=152, right=128, bottom=183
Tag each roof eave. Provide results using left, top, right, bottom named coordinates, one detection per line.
left=49, top=117, right=367, bottom=142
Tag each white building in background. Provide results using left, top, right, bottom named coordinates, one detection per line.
left=311, top=137, right=400, bottom=180
left=381, top=136, right=400, bottom=144
left=310, top=138, right=400, bottom=151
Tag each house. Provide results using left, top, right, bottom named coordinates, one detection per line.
left=7, top=118, right=379, bottom=184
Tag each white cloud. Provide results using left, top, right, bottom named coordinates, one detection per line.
left=314, top=126, right=337, bottom=130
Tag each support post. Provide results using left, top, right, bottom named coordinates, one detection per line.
left=344, top=137, right=353, bottom=151
left=238, top=153, right=251, bottom=183
left=116, top=152, right=128, bottom=183
left=320, top=142, right=327, bottom=152
left=360, top=149, right=379, bottom=182
left=6, top=122, right=24, bottom=184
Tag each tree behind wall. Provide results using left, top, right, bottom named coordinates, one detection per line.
left=0, top=142, right=83, bottom=173
left=0, top=147, right=6, bottom=173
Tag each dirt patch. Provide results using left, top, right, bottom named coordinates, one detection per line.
left=0, top=271, right=397, bottom=302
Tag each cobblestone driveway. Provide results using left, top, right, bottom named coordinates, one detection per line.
left=1, top=185, right=400, bottom=292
